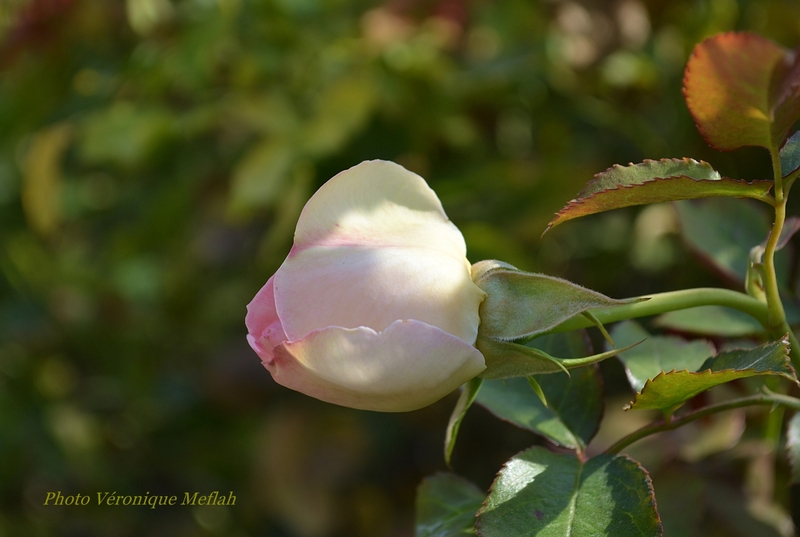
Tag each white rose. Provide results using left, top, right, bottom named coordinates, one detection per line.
left=246, top=160, right=486, bottom=411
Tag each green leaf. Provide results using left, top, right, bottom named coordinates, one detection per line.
left=475, top=332, right=602, bottom=450
left=627, top=337, right=796, bottom=411
left=476, top=366, right=603, bottom=450
left=545, top=158, right=771, bottom=231
left=472, top=260, right=638, bottom=341
left=227, top=139, right=295, bottom=216
left=785, top=412, right=800, bottom=484
left=300, top=74, right=377, bottom=157
left=653, top=306, right=765, bottom=337
left=415, top=474, right=485, bottom=537
left=611, top=321, right=715, bottom=392
left=475, top=447, right=662, bottom=537
left=780, top=130, right=800, bottom=177
left=769, top=43, right=800, bottom=152
left=683, top=32, right=794, bottom=151
left=444, top=378, right=483, bottom=467
left=674, top=198, right=791, bottom=285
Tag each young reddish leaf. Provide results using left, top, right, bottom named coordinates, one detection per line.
left=770, top=45, right=800, bottom=150
left=684, top=32, right=799, bottom=151
left=545, top=158, right=771, bottom=231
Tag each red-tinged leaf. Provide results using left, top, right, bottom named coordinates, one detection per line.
left=545, top=158, right=772, bottom=231
left=770, top=45, right=800, bottom=149
left=683, top=32, right=794, bottom=151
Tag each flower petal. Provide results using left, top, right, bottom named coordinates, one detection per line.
left=275, top=160, right=485, bottom=343
left=292, top=160, right=463, bottom=255
left=265, top=320, right=486, bottom=412
left=245, top=275, right=288, bottom=363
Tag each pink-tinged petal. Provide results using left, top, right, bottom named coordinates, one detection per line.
left=275, top=160, right=485, bottom=343
left=265, top=320, right=486, bottom=412
left=275, top=243, right=484, bottom=345
left=245, top=275, right=287, bottom=363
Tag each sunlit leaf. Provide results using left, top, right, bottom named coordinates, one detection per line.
left=653, top=306, right=764, bottom=337
left=415, top=474, right=485, bottom=537
left=546, top=158, right=771, bottom=231
left=475, top=447, right=662, bottom=537
left=684, top=32, right=795, bottom=151
left=611, top=321, right=715, bottom=392
left=627, top=338, right=796, bottom=411
left=472, top=260, right=639, bottom=341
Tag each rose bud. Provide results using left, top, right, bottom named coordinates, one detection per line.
left=246, top=160, right=487, bottom=412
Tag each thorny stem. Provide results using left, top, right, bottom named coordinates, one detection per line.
left=605, top=389, right=800, bottom=455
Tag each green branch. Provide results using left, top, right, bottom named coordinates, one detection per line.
left=542, top=288, right=770, bottom=335
left=763, top=145, right=800, bottom=369
left=605, top=389, right=800, bottom=454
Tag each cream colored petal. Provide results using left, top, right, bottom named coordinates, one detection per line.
left=275, top=160, right=485, bottom=343
left=265, top=320, right=486, bottom=412
left=292, top=160, right=466, bottom=257
left=276, top=242, right=484, bottom=344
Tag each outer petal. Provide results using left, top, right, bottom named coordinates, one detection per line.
left=275, top=160, right=485, bottom=343
left=265, top=320, right=486, bottom=412
left=245, top=275, right=288, bottom=363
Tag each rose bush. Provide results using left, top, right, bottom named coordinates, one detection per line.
left=246, top=160, right=487, bottom=411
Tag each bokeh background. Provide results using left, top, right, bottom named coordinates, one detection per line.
left=3, top=0, right=800, bottom=535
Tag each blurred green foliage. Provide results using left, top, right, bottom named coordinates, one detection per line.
left=2, top=0, right=800, bottom=535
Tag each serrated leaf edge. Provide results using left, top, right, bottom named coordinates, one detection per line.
left=625, top=358, right=798, bottom=411
left=546, top=174, right=772, bottom=232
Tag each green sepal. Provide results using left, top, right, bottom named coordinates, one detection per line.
left=477, top=335, right=642, bottom=380
left=444, top=377, right=483, bottom=467
left=472, top=260, right=641, bottom=342
left=527, top=376, right=548, bottom=408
